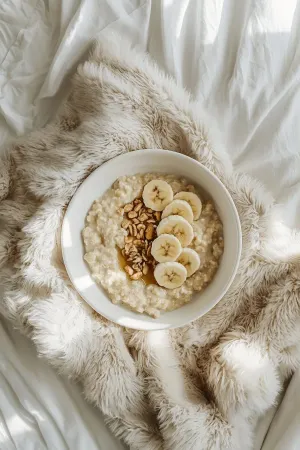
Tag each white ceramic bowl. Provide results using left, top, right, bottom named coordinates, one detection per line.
left=61, top=149, right=242, bottom=330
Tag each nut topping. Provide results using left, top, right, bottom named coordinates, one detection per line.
left=121, top=219, right=130, bottom=229
left=145, top=224, right=154, bottom=240
left=142, top=264, right=149, bottom=275
left=124, top=265, right=134, bottom=276
left=124, top=203, right=133, bottom=213
left=120, top=195, right=160, bottom=280
left=131, top=271, right=143, bottom=280
left=128, top=211, right=138, bottom=219
left=134, top=202, right=143, bottom=212
left=139, top=213, right=148, bottom=222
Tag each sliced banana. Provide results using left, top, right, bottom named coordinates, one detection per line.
left=177, top=248, right=200, bottom=277
left=154, top=262, right=187, bottom=289
left=142, top=179, right=173, bottom=211
left=174, top=192, right=202, bottom=220
left=151, top=234, right=182, bottom=263
left=157, top=215, right=194, bottom=247
left=161, top=199, right=194, bottom=223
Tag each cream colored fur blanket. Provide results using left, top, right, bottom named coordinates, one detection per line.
left=1, top=36, right=300, bottom=450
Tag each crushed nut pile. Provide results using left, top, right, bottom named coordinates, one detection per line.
left=120, top=198, right=161, bottom=280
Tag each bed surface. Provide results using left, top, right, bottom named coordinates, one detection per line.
left=1, top=1, right=300, bottom=449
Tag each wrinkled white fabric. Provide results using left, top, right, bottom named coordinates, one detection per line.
left=1, top=0, right=300, bottom=449
left=260, top=370, right=300, bottom=450
left=0, top=316, right=124, bottom=450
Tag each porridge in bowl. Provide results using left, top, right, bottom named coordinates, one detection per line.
left=82, top=174, right=224, bottom=318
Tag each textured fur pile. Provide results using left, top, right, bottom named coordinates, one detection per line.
left=1, top=36, right=300, bottom=450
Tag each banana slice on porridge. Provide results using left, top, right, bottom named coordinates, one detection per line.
left=154, top=261, right=187, bottom=289
left=174, top=191, right=202, bottom=220
left=161, top=199, right=194, bottom=223
left=151, top=234, right=182, bottom=263
left=142, top=179, right=173, bottom=211
left=177, top=248, right=200, bottom=277
left=157, top=215, right=194, bottom=247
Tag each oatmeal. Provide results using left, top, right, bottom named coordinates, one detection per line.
left=83, top=174, right=224, bottom=318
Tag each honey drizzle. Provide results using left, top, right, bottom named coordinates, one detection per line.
left=117, top=247, right=157, bottom=286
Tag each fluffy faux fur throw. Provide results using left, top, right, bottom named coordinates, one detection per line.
left=1, top=35, right=300, bottom=450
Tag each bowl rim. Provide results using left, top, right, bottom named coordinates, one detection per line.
left=61, top=149, right=242, bottom=330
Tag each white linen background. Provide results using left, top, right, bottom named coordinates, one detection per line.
left=1, top=0, right=300, bottom=449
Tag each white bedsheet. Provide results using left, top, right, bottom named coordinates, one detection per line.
left=1, top=1, right=300, bottom=449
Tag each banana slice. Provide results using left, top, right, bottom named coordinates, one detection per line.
left=157, top=215, right=194, bottom=247
left=151, top=234, right=182, bottom=263
left=142, top=180, right=173, bottom=211
left=177, top=248, right=200, bottom=277
left=174, top=192, right=202, bottom=220
left=161, top=199, right=194, bottom=223
left=154, top=262, right=187, bottom=289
